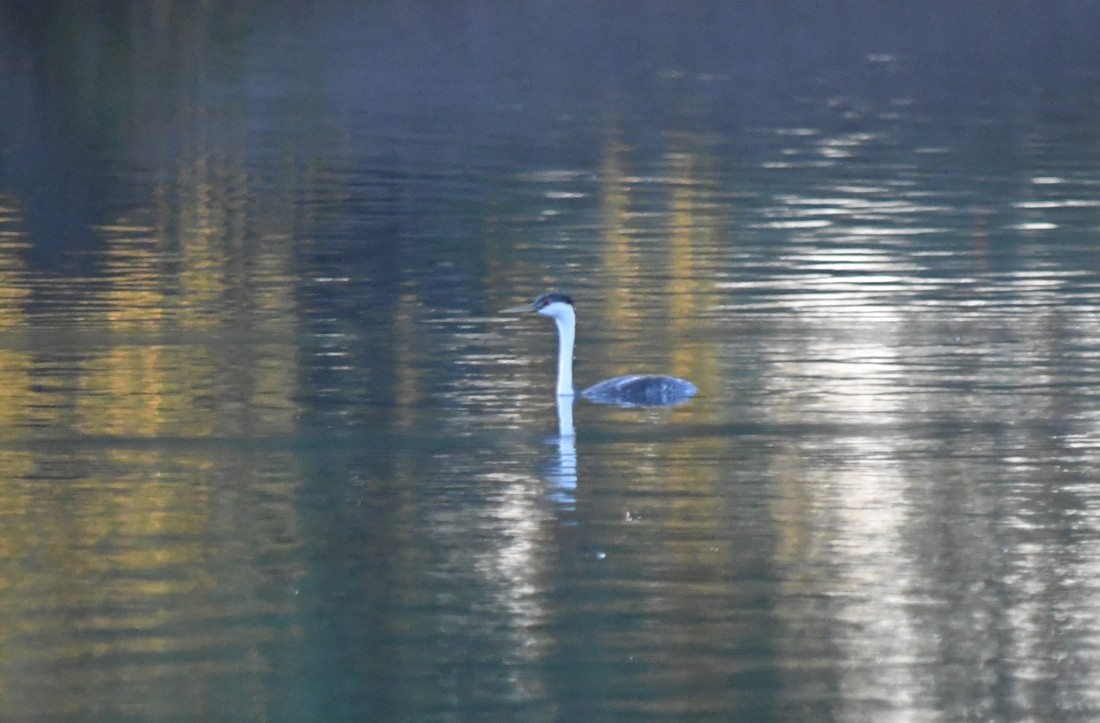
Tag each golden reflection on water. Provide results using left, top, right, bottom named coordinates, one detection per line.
left=0, top=147, right=305, bottom=717
left=0, top=449, right=305, bottom=719
left=591, top=136, right=724, bottom=387
left=597, top=136, right=635, bottom=331
left=0, top=201, right=35, bottom=440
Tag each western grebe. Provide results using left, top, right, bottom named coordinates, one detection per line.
left=502, top=291, right=697, bottom=407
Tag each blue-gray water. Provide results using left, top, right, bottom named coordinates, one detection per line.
left=4, top=2, right=1100, bottom=720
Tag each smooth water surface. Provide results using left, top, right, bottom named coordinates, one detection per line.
left=4, top=2, right=1100, bottom=720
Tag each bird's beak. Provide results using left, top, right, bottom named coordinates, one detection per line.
left=499, top=302, right=536, bottom=314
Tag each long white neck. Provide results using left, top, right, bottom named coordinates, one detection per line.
left=553, top=307, right=576, bottom=396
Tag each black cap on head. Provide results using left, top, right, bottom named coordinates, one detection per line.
left=533, top=291, right=574, bottom=309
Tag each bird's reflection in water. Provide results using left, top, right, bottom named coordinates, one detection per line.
left=545, top=395, right=577, bottom=514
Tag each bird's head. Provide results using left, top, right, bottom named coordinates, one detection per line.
left=501, top=291, right=575, bottom=321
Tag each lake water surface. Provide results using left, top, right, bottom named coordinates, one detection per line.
left=4, top=2, right=1100, bottom=720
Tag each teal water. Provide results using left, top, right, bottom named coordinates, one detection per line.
left=4, top=2, right=1100, bottom=720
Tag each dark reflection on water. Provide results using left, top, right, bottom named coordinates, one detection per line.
left=4, top=0, right=1100, bottom=720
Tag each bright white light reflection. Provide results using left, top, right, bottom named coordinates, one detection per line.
left=767, top=244, right=934, bottom=715
left=1014, top=199, right=1100, bottom=208
left=827, top=453, right=935, bottom=718
left=474, top=469, right=553, bottom=703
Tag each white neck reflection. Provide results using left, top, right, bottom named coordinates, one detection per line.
left=547, top=395, right=577, bottom=511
